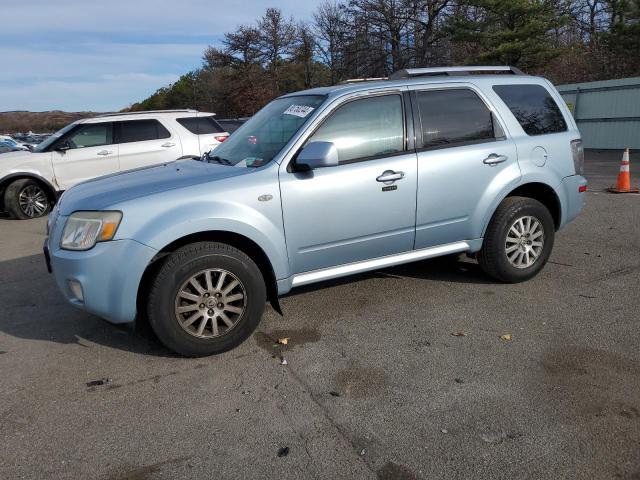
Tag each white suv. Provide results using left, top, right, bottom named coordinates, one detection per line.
left=0, top=110, right=229, bottom=219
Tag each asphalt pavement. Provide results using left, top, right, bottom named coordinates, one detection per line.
left=0, top=150, right=639, bottom=480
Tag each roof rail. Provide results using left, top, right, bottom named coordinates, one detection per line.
left=97, top=109, right=199, bottom=118
left=388, top=66, right=524, bottom=80
left=338, top=77, right=387, bottom=85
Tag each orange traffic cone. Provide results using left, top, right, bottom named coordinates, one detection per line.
left=608, top=148, right=639, bottom=193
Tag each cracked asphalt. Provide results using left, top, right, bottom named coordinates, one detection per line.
left=1, top=150, right=639, bottom=480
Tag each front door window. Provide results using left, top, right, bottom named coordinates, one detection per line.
left=306, top=94, right=405, bottom=163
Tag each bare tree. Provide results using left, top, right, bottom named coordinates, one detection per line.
left=258, top=8, right=297, bottom=70
left=223, top=25, right=263, bottom=65
left=292, top=22, right=318, bottom=88
left=314, top=1, right=348, bottom=83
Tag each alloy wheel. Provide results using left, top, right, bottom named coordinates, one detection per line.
left=174, top=268, right=247, bottom=338
left=18, top=185, right=48, bottom=218
left=505, top=215, right=545, bottom=269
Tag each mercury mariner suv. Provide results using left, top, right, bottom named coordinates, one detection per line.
left=45, top=66, right=587, bottom=357
left=1, top=110, right=229, bottom=219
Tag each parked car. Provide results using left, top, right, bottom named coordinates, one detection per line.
left=0, top=143, right=20, bottom=154
left=45, top=66, right=587, bottom=357
left=0, top=136, right=30, bottom=151
left=0, top=110, right=229, bottom=219
left=8, top=133, right=41, bottom=149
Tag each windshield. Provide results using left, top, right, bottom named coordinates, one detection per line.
left=34, top=123, right=77, bottom=152
left=206, top=95, right=325, bottom=168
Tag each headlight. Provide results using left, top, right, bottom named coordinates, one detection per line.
left=60, top=211, right=122, bottom=251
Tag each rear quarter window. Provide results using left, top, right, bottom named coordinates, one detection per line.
left=493, top=84, right=567, bottom=135
left=177, top=116, right=224, bottom=134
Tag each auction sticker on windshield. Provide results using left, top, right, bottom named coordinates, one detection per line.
left=283, top=104, right=315, bottom=118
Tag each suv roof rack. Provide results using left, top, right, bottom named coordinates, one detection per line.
left=388, top=66, right=524, bottom=80
left=338, top=77, right=388, bottom=85
left=97, top=109, right=199, bottom=118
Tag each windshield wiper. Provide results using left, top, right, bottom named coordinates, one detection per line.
left=204, top=154, right=233, bottom=166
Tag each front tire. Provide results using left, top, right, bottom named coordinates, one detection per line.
left=147, top=242, right=266, bottom=357
left=4, top=179, right=51, bottom=219
left=478, top=196, right=555, bottom=283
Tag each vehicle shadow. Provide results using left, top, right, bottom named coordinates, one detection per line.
left=0, top=252, right=494, bottom=356
left=0, top=253, right=175, bottom=357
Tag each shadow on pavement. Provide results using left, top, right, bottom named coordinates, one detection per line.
left=0, top=253, right=175, bottom=357
left=0, top=252, right=494, bottom=355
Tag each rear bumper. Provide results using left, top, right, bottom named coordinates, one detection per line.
left=48, top=238, right=157, bottom=324
left=558, top=174, right=588, bottom=229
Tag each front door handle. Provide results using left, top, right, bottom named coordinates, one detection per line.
left=483, top=154, right=508, bottom=165
left=97, top=150, right=113, bottom=156
left=376, top=170, right=405, bottom=184
left=161, top=142, right=176, bottom=148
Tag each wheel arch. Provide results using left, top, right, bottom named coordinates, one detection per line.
left=506, top=182, right=561, bottom=230
left=482, top=182, right=562, bottom=237
left=137, top=230, right=283, bottom=320
left=0, top=173, right=58, bottom=209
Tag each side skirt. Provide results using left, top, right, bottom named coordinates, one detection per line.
left=290, top=241, right=471, bottom=288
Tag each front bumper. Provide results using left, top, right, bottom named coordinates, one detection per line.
left=46, top=237, right=158, bottom=324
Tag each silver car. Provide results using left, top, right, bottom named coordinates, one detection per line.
left=46, top=66, right=587, bottom=356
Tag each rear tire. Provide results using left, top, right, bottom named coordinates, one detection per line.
left=4, top=179, right=51, bottom=219
left=147, top=242, right=266, bottom=357
left=478, top=196, right=554, bottom=283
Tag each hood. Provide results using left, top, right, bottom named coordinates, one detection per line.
left=58, top=159, right=252, bottom=215
left=0, top=150, right=34, bottom=167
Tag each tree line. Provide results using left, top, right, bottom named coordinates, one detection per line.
left=129, top=0, right=640, bottom=117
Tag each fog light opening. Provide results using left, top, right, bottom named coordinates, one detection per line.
left=67, top=280, right=84, bottom=303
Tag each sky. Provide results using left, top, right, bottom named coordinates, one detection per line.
left=0, top=0, right=323, bottom=112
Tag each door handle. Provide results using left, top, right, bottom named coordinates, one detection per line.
left=161, top=142, right=176, bottom=148
left=483, top=154, right=508, bottom=165
left=97, top=150, right=113, bottom=156
left=376, top=170, right=405, bottom=183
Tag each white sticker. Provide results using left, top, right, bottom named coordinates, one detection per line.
left=283, top=104, right=315, bottom=118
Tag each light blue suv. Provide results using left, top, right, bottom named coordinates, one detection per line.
left=44, top=66, right=587, bottom=356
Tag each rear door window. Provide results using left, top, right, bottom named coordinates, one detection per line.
left=116, top=119, right=171, bottom=143
left=177, top=116, right=224, bottom=134
left=493, top=84, right=567, bottom=135
left=415, top=89, right=497, bottom=150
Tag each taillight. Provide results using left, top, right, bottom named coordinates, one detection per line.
left=214, top=135, right=228, bottom=143
left=570, top=139, right=584, bottom=175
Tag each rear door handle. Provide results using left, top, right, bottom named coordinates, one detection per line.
left=483, top=154, right=508, bottom=165
left=376, top=170, right=405, bottom=183
left=161, top=142, right=176, bottom=148
left=97, top=150, right=113, bottom=156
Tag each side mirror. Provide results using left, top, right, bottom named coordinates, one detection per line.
left=295, top=141, right=339, bottom=170
left=55, top=141, right=70, bottom=153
